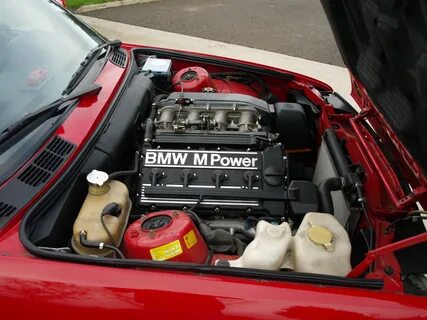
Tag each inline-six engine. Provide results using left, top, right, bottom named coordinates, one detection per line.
left=137, top=92, right=287, bottom=216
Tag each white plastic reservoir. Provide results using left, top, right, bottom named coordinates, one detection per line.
left=225, top=221, right=292, bottom=270
left=292, top=212, right=351, bottom=276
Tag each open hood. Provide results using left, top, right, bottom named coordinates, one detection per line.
left=321, top=0, right=427, bottom=175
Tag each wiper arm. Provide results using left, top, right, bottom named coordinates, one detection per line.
left=63, top=39, right=121, bottom=95
left=0, top=84, right=102, bottom=147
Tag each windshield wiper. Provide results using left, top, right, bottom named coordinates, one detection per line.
left=0, top=84, right=101, bottom=150
left=63, top=39, right=121, bottom=95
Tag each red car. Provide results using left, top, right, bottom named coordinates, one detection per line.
left=1, top=0, right=427, bottom=318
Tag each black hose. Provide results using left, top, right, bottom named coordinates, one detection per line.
left=143, top=118, right=154, bottom=146
left=109, top=151, right=140, bottom=180
left=318, top=177, right=343, bottom=214
left=323, top=129, right=352, bottom=179
left=153, top=94, right=169, bottom=103
left=100, top=214, right=117, bottom=247
left=323, top=129, right=374, bottom=250
left=209, top=226, right=255, bottom=240
left=79, top=231, right=125, bottom=259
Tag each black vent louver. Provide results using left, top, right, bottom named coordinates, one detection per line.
left=0, top=202, right=16, bottom=222
left=18, top=137, right=75, bottom=187
left=110, top=48, right=127, bottom=67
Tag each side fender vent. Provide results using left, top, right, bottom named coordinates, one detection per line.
left=110, top=48, right=128, bottom=68
left=0, top=202, right=16, bottom=223
left=18, top=137, right=75, bottom=187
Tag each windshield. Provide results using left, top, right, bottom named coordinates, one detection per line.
left=0, top=0, right=103, bottom=133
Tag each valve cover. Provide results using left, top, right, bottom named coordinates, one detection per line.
left=137, top=145, right=287, bottom=216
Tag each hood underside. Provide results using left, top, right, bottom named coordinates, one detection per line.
left=321, top=0, right=427, bottom=175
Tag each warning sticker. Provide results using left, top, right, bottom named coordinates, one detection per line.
left=184, top=229, right=198, bottom=249
left=150, top=240, right=183, bottom=261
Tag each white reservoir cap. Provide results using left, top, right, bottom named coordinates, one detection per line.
left=86, top=170, right=109, bottom=187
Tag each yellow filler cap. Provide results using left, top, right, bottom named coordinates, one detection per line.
left=308, top=225, right=333, bottom=251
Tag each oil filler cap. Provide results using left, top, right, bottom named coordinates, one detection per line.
left=308, top=225, right=333, bottom=251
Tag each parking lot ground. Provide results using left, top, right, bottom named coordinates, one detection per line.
left=84, top=0, right=344, bottom=66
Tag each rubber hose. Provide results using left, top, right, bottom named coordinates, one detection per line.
left=323, top=129, right=351, bottom=178
left=109, top=151, right=140, bottom=180
left=143, top=118, right=154, bottom=146
left=79, top=232, right=125, bottom=259
left=153, top=94, right=168, bottom=103
left=318, top=177, right=343, bottom=214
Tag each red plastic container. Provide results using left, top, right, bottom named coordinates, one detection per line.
left=172, top=66, right=259, bottom=97
left=172, top=66, right=216, bottom=92
left=123, top=210, right=209, bottom=263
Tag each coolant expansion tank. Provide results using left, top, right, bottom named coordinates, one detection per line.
left=72, top=170, right=131, bottom=256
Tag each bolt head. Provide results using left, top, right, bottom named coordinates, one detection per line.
left=384, top=266, right=394, bottom=275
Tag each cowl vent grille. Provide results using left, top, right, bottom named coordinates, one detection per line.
left=0, top=202, right=16, bottom=222
left=110, top=49, right=127, bottom=68
left=18, top=137, right=75, bottom=187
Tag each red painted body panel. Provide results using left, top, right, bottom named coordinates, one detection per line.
left=1, top=42, right=427, bottom=318
left=349, top=74, right=427, bottom=211
left=1, top=238, right=427, bottom=320
left=0, top=58, right=127, bottom=239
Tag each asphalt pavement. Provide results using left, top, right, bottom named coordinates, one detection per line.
left=84, top=0, right=344, bottom=66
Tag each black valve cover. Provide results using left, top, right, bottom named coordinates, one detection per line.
left=137, top=145, right=287, bottom=216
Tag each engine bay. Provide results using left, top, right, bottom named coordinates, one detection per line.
left=23, top=49, right=427, bottom=286
left=67, top=54, right=356, bottom=276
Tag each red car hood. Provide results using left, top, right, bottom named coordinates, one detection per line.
left=321, top=0, right=427, bottom=176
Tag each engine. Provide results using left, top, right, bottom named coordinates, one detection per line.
left=137, top=92, right=287, bottom=216
left=66, top=61, right=355, bottom=278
